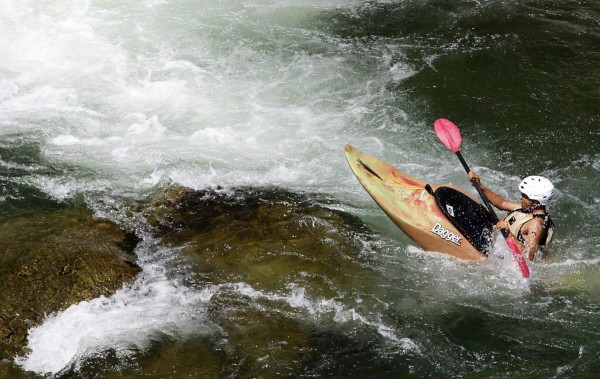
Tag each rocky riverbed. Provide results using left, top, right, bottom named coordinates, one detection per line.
left=1, top=186, right=375, bottom=377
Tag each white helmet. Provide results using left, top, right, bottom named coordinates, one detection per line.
left=519, top=176, right=554, bottom=206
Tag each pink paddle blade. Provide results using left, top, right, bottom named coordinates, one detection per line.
left=504, top=237, right=530, bottom=278
left=434, top=118, right=462, bottom=153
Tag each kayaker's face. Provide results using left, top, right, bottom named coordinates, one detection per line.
left=520, top=193, right=542, bottom=211
left=520, top=193, right=531, bottom=209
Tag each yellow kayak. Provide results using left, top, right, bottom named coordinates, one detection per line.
left=345, top=144, right=495, bottom=260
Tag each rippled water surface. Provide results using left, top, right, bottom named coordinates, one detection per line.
left=1, top=0, right=599, bottom=377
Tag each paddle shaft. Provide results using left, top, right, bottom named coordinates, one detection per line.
left=456, top=152, right=495, bottom=212
left=456, top=151, right=509, bottom=235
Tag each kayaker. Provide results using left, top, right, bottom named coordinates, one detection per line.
left=468, top=172, right=555, bottom=261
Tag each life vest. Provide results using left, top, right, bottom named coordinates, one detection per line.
left=505, top=209, right=554, bottom=246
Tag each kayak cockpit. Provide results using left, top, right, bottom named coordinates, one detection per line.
left=433, top=186, right=496, bottom=255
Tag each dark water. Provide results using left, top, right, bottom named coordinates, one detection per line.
left=1, top=0, right=599, bottom=377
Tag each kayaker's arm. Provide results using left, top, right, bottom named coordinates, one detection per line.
left=521, top=217, right=546, bottom=261
left=468, top=171, right=520, bottom=211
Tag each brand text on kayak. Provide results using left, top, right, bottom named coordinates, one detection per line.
left=430, top=223, right=462, bottom=245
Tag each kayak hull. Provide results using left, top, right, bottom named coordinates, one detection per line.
left=345, top=144, right=486, bottom=261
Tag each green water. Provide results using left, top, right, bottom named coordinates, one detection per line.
left=1, top=0, right=599, bottom=377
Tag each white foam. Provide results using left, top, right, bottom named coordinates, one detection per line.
left=403, top=235, right=531, bottom=298
left=0, top=0, right=424, bottom=202
left=16, top=241, right=217, bottom=375
left=50, top=135, right=81, bottom=146
left=223, top=282, right=419, bottom=353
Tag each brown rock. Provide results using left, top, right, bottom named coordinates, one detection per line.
left=0, top=206, right=140, bottom=360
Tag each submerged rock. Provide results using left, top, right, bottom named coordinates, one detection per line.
left=0, top=206, right=140, bottom=360
left=144, top=186, right=370, bottom=288
left=141, top=186, right=377, bottom=376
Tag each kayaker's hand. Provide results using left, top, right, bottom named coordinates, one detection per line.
left=494, top=220, right=509, bottom=231
left=468, top=171, right=481, bottom=186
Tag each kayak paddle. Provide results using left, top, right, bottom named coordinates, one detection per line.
left=434, top=118, right=530, bottom=278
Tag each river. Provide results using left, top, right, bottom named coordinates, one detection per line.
left=1, top=0, right=599, bottom=377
